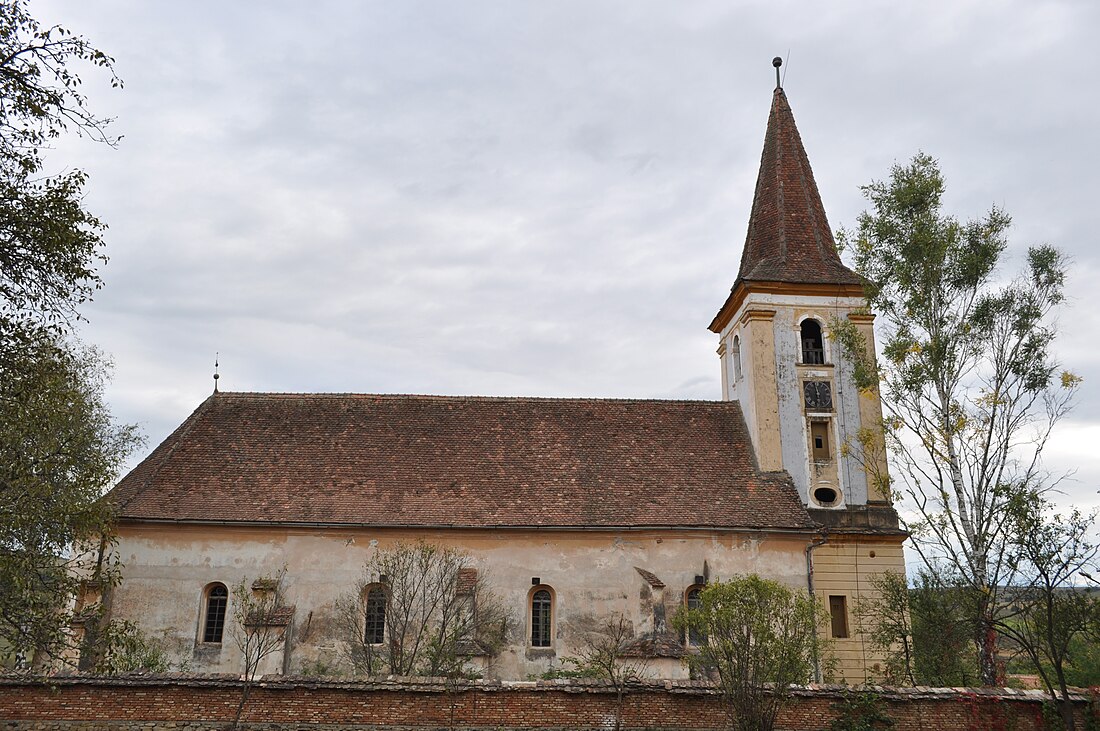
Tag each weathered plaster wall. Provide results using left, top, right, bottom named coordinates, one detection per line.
left=110, top=524, right=813, bottom=680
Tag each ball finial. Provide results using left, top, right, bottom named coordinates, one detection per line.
left=772, top=56, right=782, bottom=68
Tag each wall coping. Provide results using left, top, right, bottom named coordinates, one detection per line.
left=0, top=672, right=1093, bottom=703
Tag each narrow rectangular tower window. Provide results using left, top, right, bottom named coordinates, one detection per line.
left=811, top=421, right=831, bottom=461
left=829, top=595, right=849, bottom=638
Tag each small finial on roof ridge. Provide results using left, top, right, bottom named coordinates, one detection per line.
left=213, top=352, right=220, bottom=393
left=772, top=56, right=782, bottom=89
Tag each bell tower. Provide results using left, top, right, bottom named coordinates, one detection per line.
left=709, top=67, right=891, bottom=515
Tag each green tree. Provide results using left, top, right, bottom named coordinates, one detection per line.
left=995, top=492, right=1099, bottom=731
left=0, top=0, right=120, bottom=332
left=837, top=152, right=1076, bottom=685
left=0, top=335, right=136, bottom=667
left=908, top=570, right=978, bottom=687
left=827, top=689, right=895, bottom=731
left=855, top=571, right=915, bottom=685
left=857, top=569, right=977, bottom=687
left=674, top=575, right=823, bottom=731
left=0, top=1, right=134, bottom=668
left=89, top=620, right=175, bottom=675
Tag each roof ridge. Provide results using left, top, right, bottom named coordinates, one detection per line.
left=210, top=392, right=733, bottom=406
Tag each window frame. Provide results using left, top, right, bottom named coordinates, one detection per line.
left=528, top=585, right=554, bottom=649
left=200, top=582, right=229, bottom=644
left=828, top=594, right=850, bottom=639
left=684, top=584, right=706, bottom=646
left=810, top=420, right=832, bottom=462
left=732, top=334, right=743, bottom=382
left=363, top=583, right=387, bottom=646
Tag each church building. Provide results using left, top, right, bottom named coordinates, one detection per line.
left=102, top=78, right=907, bottom=682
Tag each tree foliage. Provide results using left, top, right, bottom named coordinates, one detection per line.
left=674, top=575, right=823, bottom=731
left=837, top=152, right=1076, bottom=685
left=826, top=689, right=895, bottom=731
left=996, top=493, right=1099, bottom=731
left=336, top=541, right=510, bottom=679
left=857, top=569, right=977, bottom=687
left=88, top=619, right=175, bottom=675
left=855, top=571, right=915, bottom=685
left=0, top=335, right=136, bottom=666
left=0, top=0, right=120, bottom=331
left=0, top=1, right=135, bottom=668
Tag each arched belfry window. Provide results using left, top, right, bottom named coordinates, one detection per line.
left=363, top=585, right=386, bottom=645
left=201, top=583, right=228, bottom=643
left=530, top=587, right=553, bottom=648
left=800, top=319, right=825, bottom=364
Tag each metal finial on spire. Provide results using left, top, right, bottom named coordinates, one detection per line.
left=772, top=56, right=783, bottom=89
left=213, top=352, right=220, bottom=393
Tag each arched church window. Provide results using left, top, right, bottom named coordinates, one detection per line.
left=363, top=585, right=386, bottom=645
left=800, top=319, right=825, bottom=364
left=530, top=587, right=553, bottom=647
left=685, top=585, right=706, bottom=646
left=201, top=583, right=228, bottom=643
left=732, top=335, right=742, bottom=381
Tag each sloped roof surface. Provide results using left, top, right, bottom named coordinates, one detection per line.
left=734, top=88, right=861, bottom=287
left=108, top=392, right=814, bottom=531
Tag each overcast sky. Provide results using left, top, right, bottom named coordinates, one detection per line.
left=36, top=1, right=1100, bottom=512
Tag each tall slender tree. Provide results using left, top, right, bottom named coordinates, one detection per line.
left=836, top=152, right=1076, bottom=685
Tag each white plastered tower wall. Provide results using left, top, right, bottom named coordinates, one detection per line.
left=716, top=290, right=888, bottom=510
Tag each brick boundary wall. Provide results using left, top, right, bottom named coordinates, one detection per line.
left=0, top=674, right=1095, bottom=731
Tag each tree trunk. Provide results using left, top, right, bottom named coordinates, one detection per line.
left=231, top=682, right=252, bottom=731
left=976, top=598, right=999, bottom=687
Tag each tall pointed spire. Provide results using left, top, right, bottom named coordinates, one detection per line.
left=734, top=87, right=860, bottom=288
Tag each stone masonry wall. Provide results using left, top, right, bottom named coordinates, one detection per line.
left=0, top=674, right=1095, bottom=731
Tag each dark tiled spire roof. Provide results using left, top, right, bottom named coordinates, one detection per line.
left=107, top=392, right=815, bottom=531
left=734, top=88, right=861, bottom=287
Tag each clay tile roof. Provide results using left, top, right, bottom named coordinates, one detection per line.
left=621, top=633, right=686, bottom=659
left=245, top=605, right=295, bottom=628
left=456, top=568, right=478, bottom=594
left=107, top=392, right=814, bottom=531
left=734, top=88, right=861, bottom=288
left=633, top=567, right=665, bottom=588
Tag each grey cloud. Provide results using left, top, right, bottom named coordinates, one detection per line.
left=33, top=0, right=1100, bottom=508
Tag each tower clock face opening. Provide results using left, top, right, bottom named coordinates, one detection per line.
left=803, top=381, right=832, bottom=411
